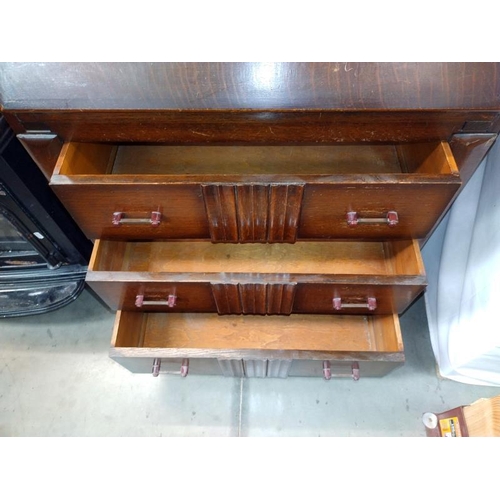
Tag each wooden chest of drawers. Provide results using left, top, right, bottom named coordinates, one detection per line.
left=3, top=62, right=499, bottom=380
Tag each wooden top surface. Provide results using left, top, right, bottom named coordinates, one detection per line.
left=1, top=62, right=500, bottom=111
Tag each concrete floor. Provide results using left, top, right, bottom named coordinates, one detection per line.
left=1, top=288, right=499, bottom=437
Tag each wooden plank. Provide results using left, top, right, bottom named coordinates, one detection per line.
left=112, top=145, right=403, bottom=175
left=92, top=241, right=393, bottom=275
left=112, top=310, right=145, bottom=348
left=397, top=141, right=459, bottom=175
left=2, top=63, right=499, bottom=111
left=8, top=110, right=499, bottom=144
left=55, top=142, right=115, bottom=175
left=140, top=313, right=396, bottom=352
left=390, top=240, right=426, bottom=276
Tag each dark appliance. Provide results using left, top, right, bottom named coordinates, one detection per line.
left=0, top=117, right=91, bottom=317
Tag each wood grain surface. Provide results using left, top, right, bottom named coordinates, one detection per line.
left=6, top=110, right=499, bottom=143
left=2, top=63, right=499, bottom=110
left=113, top=312, right=402, bottom=353
left=112, top=145, right=403, bottom=175
left=91, top=240, right=395, bottom=275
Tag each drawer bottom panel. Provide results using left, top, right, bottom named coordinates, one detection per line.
left=110, top=312, right=405, bottom=378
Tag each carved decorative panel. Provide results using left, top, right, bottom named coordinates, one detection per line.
left=202, top=184, right=304, bottom=242
left=211, top=283, right=296, bottom=315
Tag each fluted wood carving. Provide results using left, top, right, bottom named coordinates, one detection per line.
left=202, top=184, right=304, bottom=242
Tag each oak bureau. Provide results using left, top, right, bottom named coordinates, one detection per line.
left=1, top=62, right=499, bottom=380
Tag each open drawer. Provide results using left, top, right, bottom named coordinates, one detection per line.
left=50, top=142, right=461, bottom=241
left=110, top=312, right=405, bottom=378
left=87, top=239, right=426, bottom=314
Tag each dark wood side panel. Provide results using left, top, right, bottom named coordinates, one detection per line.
left=16, top=133, right=63, bottom=180
left=202, top=184, right=304, bottom=242
left=449, top=133, right=497, bottom=185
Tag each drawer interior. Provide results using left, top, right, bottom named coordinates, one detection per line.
left=54, top=142, right=459, bottom=177
left=112, top=312, right=403, bottom=356
left=91, top=240, right=425, bottom=277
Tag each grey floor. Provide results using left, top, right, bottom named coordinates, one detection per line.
left=1, top=288, right=499, bottom=437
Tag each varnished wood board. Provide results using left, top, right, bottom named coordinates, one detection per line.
left=116, top=312, right=401, bottom=351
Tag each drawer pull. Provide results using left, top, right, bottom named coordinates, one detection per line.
left=112, top=211, right=161, bottom=226
left=352, top=362, right=360, bottom=381
left=151, top=358, right=189, bottom=377
left=323, top=361, right=361, bottom=381
left=180, top=359, right=190, bottom=377
left=135, top=294, right=177, bottom=308
left=323, top=361, right=331, bottom=380
left=346, top=210, right=398, bottom=227
left=152, top=358, right=161, bottom=377
left=333, top=297, right=377, bottom=311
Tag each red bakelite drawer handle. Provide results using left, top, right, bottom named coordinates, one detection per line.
left=347, top=211, right=398, bottom=227
left=135, top=294, right=177, bottom=308
left=112, top=211, right=161, bottom=226
left=332, top=297, right=377, bottom=311
left=323, top=361, right=332, bottom=380
left=352, top=362, right=360, bottom=381
left=152, top=358, right=189, bottom=377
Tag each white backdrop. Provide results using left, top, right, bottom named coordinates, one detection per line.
left=423, top=138, right=500, bottom=385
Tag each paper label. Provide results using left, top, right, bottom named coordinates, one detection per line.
left=439, top=417, right=462, bottom=437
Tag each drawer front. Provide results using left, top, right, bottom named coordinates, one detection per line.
left=112, top=356, right=224, bottom=376
left=299, top=182, right=460, bottom=240
left=288, top=359, right=403, bottom=378
left=293, top=284, right=424, bottom=315
left=87, top=281, right=216, bottom=312
left=50, top=183, right=210, bottom=240
left=52, top=181, right=459, bottom=241
left=112, top=355, right=403, bottom=378
left=88, top=279, right=424, bottom=315
left=110, top=312, right=405, bottom=378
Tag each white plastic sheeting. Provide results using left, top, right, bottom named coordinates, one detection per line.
left=423, top=138, right=500, bottom=385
